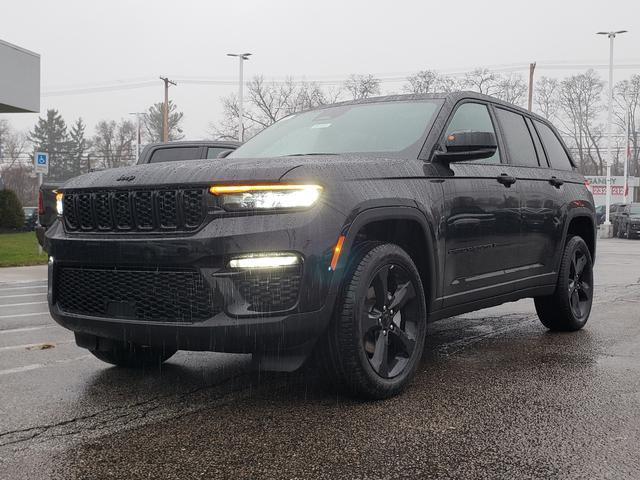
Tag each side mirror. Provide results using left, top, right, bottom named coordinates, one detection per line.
left=217, top=149, right=234, bottom=159
left=435, top=131, right=498, bottom=163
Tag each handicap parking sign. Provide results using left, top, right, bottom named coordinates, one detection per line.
left=34, top=152, right=49, bottom=174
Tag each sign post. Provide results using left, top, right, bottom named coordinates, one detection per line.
left=33, top=152, right=49, bottom=255
left=34, top=152, right=49, bottom=187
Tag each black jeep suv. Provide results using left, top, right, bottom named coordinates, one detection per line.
left=45, top=93, right=596, bottom=399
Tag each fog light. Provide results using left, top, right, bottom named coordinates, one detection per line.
left=229, top=254, right=300, bottom=269
left=48, top=256, right=54, bottom=265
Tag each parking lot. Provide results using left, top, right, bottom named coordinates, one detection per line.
left=0, top=237, right=638, bottom=479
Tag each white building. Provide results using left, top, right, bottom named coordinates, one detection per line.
left=0, top=39, right=40, bottom=113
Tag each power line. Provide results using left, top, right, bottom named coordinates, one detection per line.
left=40, top=61, right=640, bottom=97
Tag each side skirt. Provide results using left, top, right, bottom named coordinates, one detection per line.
left=429, top=284, right=556, bottom=322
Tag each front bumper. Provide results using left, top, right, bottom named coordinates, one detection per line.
left=45, top=206, right=346, bottom=355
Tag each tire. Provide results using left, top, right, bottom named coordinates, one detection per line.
left=90, top=342, right=176, bottom=368
left=318, top=242, right=427, bottom=399
left=534, top=236, right=594, bottom=332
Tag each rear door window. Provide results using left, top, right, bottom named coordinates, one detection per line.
left=445, top=102, right=501, bottom=164
left=495, top=108, right=539, bottom=167
left=147, top=147, right=201, bottom=163
left=534, top=121, right=574, bottom=170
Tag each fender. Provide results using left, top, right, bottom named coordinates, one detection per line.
left=559, top=205, right=597, bottom=264
left=327, top=205, right=440, bottom=312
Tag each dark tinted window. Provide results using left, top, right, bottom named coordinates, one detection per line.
left=495, top=108, right=538, bottom=167
left=445, top=102, right=500, bottom=164
left=534, top=121, right=573, bottom=170
left=148, top=147, right=200, bottom=163
left=526, top=117, right=548, bottom=167
left=206, top=147, right=230, bottom=159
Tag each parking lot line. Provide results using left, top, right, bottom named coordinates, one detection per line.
left=0, top=325, right=56, bottom=335
left=0, top=301, right=48, bottom=308
left=0, top=340, right=73, bottom=352
left=0, top=354, right=91, bottom=376
left=0, top=312, right=50, bottom=319
left=0, top=293, right=47, bottom=299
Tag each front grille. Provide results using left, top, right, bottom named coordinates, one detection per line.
left=55, top=266, right=220, bottom=322
left=234, top=268, right=301, bottom=312
left=63, top=188, right=206, bottom=233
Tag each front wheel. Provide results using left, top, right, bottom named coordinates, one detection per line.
left=318, top=242, right=427, bottom=399
left=534, top=236, right=593, bottom=331
left=90, top=341, right=176, bottom=368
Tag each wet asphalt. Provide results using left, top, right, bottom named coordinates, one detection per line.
left=0, top=238, right=639, bottom=479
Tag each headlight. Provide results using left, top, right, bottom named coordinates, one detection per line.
left=55, top=192, right=64, bottom=216
left=209, top=184, right=322, bottom=211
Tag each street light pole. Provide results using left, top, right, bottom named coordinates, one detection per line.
left=227, top=53, right=252, bottom=142
left=597, top=30, right=627, bottom=233
left=129, top=112, right=145, bottom=163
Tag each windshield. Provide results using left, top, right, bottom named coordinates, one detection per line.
left=630, top=205, right=640, bottom=214
left=229, top=100, right=442, bottom=159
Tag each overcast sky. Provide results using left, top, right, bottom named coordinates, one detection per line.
left=1, top=0, right=639, bottom=139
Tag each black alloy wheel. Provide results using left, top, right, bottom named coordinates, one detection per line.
left=362, top=264, right=419, bottom=379
left=567, top=247, right=593, bottom=322
left=317, top=242, right=427, bottom=399
left=535, top=235, right=593, bottom=331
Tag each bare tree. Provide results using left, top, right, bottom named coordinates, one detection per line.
left=92, top=120, right=137, bottom=169
left=494, top=74, right=527, bottom=106
left=557, top=70, right=605, bottom=174
left=614, top=75, right=640, bottom=176
left=344, top=74, right=381, bottom=100
left=534, top=76, right=560, bottom=120
left=211, top=77, right=343, bottom=140
left=404, top=70, right=439, bottom=94
left=462, top=68, right=501, bottom=96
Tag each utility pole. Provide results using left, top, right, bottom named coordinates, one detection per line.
left=597, top=30, right=627, bottom=236
left=159, top=77, right=177, bottom=143
left=527, top=62, right=536, bottom=112
left=129, top=112, right=145, bottom=162
left=227, top=53, right=252, bottom=142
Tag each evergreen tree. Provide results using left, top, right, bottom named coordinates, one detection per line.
left=69, top=118, right=88, bottom=176
left=143, top=101, right=184, bottom=143
left=27, top=109, right=71, bottom=181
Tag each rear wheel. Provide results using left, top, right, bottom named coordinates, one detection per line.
left=90, top=342, right=176, bottom=368
left=534, top=236, right=593, bottom=331
left=318, top=242, right=427, bottom=399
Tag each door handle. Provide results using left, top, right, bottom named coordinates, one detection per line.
left=497, top=173, right=516, bottom=187
left=549, top=176, right=564, bottom=188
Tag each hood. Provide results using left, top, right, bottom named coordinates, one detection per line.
left=61, top=154, right=422, bottom=191
left=61, top=157, right=306, bottom=190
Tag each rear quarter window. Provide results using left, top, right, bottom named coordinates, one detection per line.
left=534, top=121, right=574, bottom=170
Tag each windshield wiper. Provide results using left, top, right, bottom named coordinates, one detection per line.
left=280, top=153, right=339, bottom=157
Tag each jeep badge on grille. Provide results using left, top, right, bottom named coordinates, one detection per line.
left=116, top=175, right=136, bottom=182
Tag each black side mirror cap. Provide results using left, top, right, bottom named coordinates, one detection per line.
left=435, top=131, right=498, bottom=163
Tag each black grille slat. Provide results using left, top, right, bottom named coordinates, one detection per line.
left=183, top=189, right=204, bottom=228
left=94, top=193, right=112, bottom=230
left=62, top=188, right=206, bottom=233
left=158, top=190, right=178, bottom=229
left=63, top=195, right=78, bottom=230
left=113, top=191, right=133, bottom=229
left=55, top=267, right=220, bottom=322
left=76, top=194, right=94, bottom=230
left=134, top=191, right=154, bottom=230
